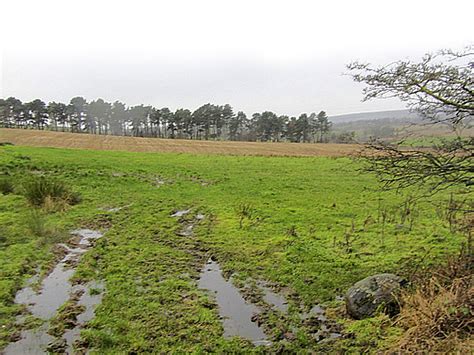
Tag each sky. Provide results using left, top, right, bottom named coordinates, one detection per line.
left=0, top=0, right=472, bottom=116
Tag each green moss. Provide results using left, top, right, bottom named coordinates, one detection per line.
left=340, top=314, right=404, bottom=353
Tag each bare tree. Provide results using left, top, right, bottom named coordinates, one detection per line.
left=348, top=46, right=473, bottom=193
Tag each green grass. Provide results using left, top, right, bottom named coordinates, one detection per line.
left=0, top=146, right=466, bottom=353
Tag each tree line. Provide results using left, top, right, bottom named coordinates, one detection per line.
left=0, top=97, right=332, bottom=143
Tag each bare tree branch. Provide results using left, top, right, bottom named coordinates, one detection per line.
left=349, top=47, right=473, bottom=193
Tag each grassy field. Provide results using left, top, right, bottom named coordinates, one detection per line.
left=0, top=128, right=360, bottom=157
left=0, top=142, right=466, bottom=353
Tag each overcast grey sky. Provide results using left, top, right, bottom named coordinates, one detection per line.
left=1, top=0, right=472, bottom=116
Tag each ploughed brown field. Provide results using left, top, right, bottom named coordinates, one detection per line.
left=0, top=128, right=361, bottom=157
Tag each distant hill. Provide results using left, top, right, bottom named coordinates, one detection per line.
left=330, top=109, right=472, bottom=142
left=330, top=109, right=421, bottom=123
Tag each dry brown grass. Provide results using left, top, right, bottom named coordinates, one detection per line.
left=0, top=128, right=362, bottom=157
left=390, top=252, right=474, bottom=354
left=393, top=277, right=473, bottom=353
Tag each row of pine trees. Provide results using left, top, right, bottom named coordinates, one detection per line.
left=0, top=96, right=332, bottom=143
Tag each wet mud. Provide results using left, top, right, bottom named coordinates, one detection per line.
left=172, top=209, right=205, bottom=237
left=4, top=229, right=104, bottom=355
left=171, top=209, right=191, bottom=218
left=257, top=282, right=289, bottom=314
left=301, top=304, right=342, bottom=341
left=63, top=281, right=105, bottom=354
left=198, top=259, right=270, bottom=346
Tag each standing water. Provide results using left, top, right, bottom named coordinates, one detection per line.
left=4, top=229, right=104, bottom=355
left=63, top=281, right=105, bottom=353
left=198, top=259, right=270, bottom=346
left=257, top=282, right=289, bottom=314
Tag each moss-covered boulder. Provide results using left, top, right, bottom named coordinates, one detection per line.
left=345, top=274, right=404, bottom=319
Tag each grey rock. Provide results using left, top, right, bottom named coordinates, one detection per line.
left=345, top=273, right=404, bottom=319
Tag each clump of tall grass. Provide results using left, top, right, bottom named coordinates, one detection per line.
left=27, top=209, right=48, bottom=237
left=20, top=176, right=81, bottom=211
left=0, top=176, right=14, bottom=195
left=26, top=209, right=64, bottom=244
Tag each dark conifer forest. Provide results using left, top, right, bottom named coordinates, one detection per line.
left=0, top=97, right=332, bottom=142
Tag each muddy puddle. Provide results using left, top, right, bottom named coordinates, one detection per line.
left=63, top=281, right=105, bottom=353
left=4, top=229, right=104, bottom=355
left=301, top=304, right=342, bottom=341
left=171, top=209, right=191, bottom=217
left=198, top=259, right=270, bottom=346
left=172, top=209, right=205, bottom=237
left=4, top=324, right=53, bottom=355
left=177, top=224, right=194, bottom=237
left=257, top=282, right=289, bottom=314
left=101, top=204, right=132, bottom=213
left=302, top=304, right=326, bottom=321
left=154, top=178, right=166, bottom=187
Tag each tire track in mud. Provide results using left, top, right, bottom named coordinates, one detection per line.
left=198, top=258, right=271, bottom=346
left=173, top=209, right=273, bottom=346
left=3, top=229, right=105, bottom=355
left=171, top=208, right=343, bottom=349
